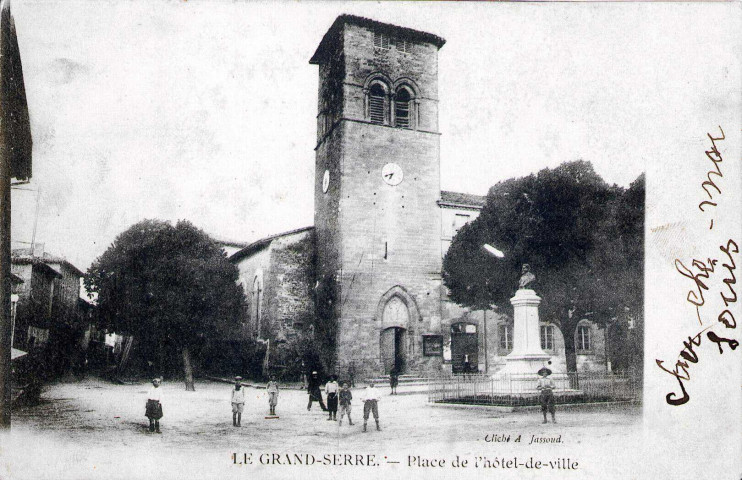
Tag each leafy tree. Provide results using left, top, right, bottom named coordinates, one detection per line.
left=443, top=161, right=644, bottom=373
left=85, top=220, right=244, bottom=390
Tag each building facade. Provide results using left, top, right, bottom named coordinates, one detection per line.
left=228, top=15, right=607, bottom=378
left=11, top=249, right=86, bottom=371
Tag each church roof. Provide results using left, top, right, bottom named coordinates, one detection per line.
left=229, top=226, right=315, bottom=263
left=214, top=237, right=252, bottom=249
left=439, top=190, right=487, bottom=209
left=310, top=14, right=446, bottom=65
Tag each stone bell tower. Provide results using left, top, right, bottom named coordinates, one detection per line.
left=310, top=15, right=446, bottom=377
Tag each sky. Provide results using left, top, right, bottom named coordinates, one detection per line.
left=8, top=0, right=731, bottom=271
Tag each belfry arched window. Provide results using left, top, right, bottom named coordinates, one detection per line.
left=368, top=83, right=386, bottom=124
left=394, top=87, right=412, bottom=128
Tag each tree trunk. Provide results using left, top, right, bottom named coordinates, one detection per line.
left=158, top=337, right=164, bottom=379
left=182, top=346, right=195, bottom=391
left=561, top=325, right=579, bottom=389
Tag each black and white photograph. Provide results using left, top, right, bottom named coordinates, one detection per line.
left=0, top=1, right=738, bottom=479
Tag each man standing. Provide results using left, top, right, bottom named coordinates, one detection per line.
left=348, top=361, right=356, bottom=388
left=362, top=382, right=380, bottom=432
left=389, top=367, right=399, bottom=395
left=307, top=371, right=327, bottom=411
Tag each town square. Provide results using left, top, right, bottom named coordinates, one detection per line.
left=0, top=1, right=739, bottom=480
left=4, top=377, right=640, bottom=479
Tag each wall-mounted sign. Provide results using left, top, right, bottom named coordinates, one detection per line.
left=423, top=335, right=443, bottom=356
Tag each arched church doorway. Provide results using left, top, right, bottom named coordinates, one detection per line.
left=451, top=322, right=478, bottom=373
left=380, top=295, right=409, bottom=374
left=380, top=327, right=406, bottom=374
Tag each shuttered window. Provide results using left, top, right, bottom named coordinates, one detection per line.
left=374, top=32, right=390, bottom=49
left=394, top=88, right=411, bottom=128
left=395, top=38, right=412, bottom=53
left=540, top=325, right=554, bottom=350
left=499, top=324, right=512, bottom=351
left=577, top=325, right=591, bottom=351
left=369, top=84, right=385, bottom=124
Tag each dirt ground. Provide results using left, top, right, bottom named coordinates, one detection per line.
left=0, top=377, right=643, bottom=480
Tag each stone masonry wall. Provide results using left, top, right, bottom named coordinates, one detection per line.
left=268, top=231, right=316, bottom=340
left=335, top=121, right=443, bottom=378
left=313, top=20, right=445, bottom=378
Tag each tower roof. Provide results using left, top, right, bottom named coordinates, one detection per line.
left=309, top=14, right=446, bottom=65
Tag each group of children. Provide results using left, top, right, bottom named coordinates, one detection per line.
left=144, top=366, right=555, bottom=433
left=306, top=371, right=381, bottom=432
left=144, top=373, right=382, bottom=433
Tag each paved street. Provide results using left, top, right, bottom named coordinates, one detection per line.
left=0, top=378, right=642, bottom=480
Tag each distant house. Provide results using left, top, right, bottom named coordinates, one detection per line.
left=11, top=249, right=86, bottom=375
left=11, top=252, right=61, bottom=350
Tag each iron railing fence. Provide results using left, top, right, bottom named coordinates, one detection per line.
left=428, top=371, right=641, bottom=407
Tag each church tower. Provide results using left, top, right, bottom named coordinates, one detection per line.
left=310, top=16, right=446, bottom=377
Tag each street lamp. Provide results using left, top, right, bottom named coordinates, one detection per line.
left=481, top=243, right=505, bottom=258
left=480, top=243, right=506, bottom=373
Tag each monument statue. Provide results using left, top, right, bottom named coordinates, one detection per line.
left=518, top=263, right=536, bottom=290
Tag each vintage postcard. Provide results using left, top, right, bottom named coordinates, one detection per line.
left=0, top=1, right=739, bottom=479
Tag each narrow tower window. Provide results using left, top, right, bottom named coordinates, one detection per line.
left=394, top=88, right=411, bottom=128
left=369, top=84, right=386, bottom=124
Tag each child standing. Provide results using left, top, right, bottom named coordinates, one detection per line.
left=338, top=382, right=353, bottom=426
left=231, top=376, right=246, bottom=427
left=536, top=367, right=556, bottom=424
left=267, top=375, right=279, bottom=416
left=145, top=378, right=164, bottom=434
left=362, top=382, right=380, bottom=432
left=325, top=375, right=339, bottom=421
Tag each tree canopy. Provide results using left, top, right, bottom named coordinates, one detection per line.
left=84, top=219, right=244, bottom=389
left=443, top=161, right=644, bottom=372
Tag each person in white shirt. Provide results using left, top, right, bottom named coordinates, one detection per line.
left=362, top=382, right=380, bottom=432
left=231, top=376, right=246, bottom=427
left=325, top=375, right=339, bottom=421
left=266, top=375, right=279, bottom=417
left=145, top=378, right=164, bottom=433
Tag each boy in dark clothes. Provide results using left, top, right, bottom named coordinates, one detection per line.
left=338, top=382, right=353, bottom=426
left=307, top=371, right=327, bottom=411
left=537, top=367, right=556, bottom=424
left=389, top=367, right=399, bottom=395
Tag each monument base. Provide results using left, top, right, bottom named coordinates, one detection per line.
left=498, top=354, right=553, bottom=376
left=489, top=355, right=551, bottom=394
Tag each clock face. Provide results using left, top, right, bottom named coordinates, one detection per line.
left=322, top=169, right=330, bottom=193
left=381, top=163, right=403, bottom=186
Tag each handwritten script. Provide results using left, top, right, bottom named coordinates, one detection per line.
left=656, top=127, right=739, bottom=406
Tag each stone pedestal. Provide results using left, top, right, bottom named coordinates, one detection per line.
left=497, top=289, right=551, bottom=377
